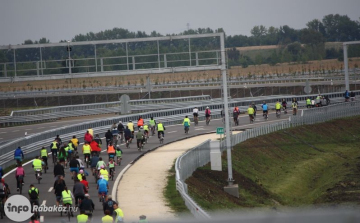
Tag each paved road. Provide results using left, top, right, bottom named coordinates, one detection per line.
left=1, top=112, right=291, bottom=222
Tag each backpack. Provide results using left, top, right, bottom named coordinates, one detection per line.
left=29, top=188, right=38, bottom=199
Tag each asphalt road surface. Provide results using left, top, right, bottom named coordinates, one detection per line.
left=1, top=112, right=291, bottom=223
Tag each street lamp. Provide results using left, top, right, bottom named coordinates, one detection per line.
left=67, top=40, right=72, bottom=74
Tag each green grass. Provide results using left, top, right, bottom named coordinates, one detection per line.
left=163, top=161, right=189, bottom=215
left=186, top=116, right=360, bottom=210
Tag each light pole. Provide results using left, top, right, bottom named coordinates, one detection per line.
left=67, top=40, right=72, bottom=74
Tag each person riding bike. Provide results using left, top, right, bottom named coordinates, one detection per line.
left=96, top=157, right=106, bottom=171
left=71, top=135, right=79, bottom=151
left=79, top=194, right=95, bottom=220
left=292, top=100, right=298, bottom=115
left=73, top=179, right=86, bottom=206
left=193, top=107, right=199, bottom=124
left=15, top=163, right=25, bottom=191
left=149, top=117, right=156, bottom=135
left=143, top=123, right=149, bottom=138
left=137, top=116, right=144, bottom=130
left=90, top=139, right=102, bottom=157
left=344, top=90, right=350, bottom=102
left=32, top=156, right=43, bottom=179
left=58, top=146, right=67, bottom=167
left=247, top=105, right=255, bottom=122
left=105, top=130, right=113, bottom=147
left=124, top=126, right=132, bottom=144
left=115, top=146, right=122, bottom=163
left=69, top=156, right=80, bottom=179
left=107, top=142, right=116, bottom=161
left=99, top=165, right=109, bottom=181
left=261, top=101, right=268, bottom=118
left=94, top=134, right=103, bottom=147
left=84, top=131, right=93, bottom=144
left=97, top=175, right=109, bottom=201
left=0, top=166, right=3, bottom=180
left=117, top=121, right=125, bottom=143
left=136, top=128, right=145, bottom=150
left=205, top=106, right=211, bottom=123
left=82, top=141, right=91, bottom=165
left=107, top=158, right=117, bottom=177
left=252, top=103, right=257, bottom=119
left=62, top=186, right=74, bottom=217
left=182, top=116, right=191, bottom=133
left=282, top=99, right=287, bottom=112
left=233, top=106, right=240, bottom=125
left=14, top=146, right=25, bottom=163
left=157, top=121, right=165, bottom=139
left=90, top=154, right=99, bottom=175
left=40, top=147, right=48, bottom=169
left=0, top=178, right=8, bottom=204
left=50, top=139, right=59, bottom=162
left=127, top=120, right=134, bottom=136
left=275, top=101, right=282, bottom=115
left=28, top=184, right=40, bottom=215
left=111, top=126, right=119, bottom=146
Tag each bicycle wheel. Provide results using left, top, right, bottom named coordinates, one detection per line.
left=67, top=204, right=71, bottom=221
left=19, top=179, right=23, bottom=194
left=0, top=202, right=3, bottom=219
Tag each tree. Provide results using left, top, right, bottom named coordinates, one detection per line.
left=322, top=14, right=360, bottom=41
left=306, top=19, right=326, bottom=36
left=299, top=28, right=325, bottom=45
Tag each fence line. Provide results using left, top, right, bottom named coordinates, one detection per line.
left=175, top=100, right=360, bottom=219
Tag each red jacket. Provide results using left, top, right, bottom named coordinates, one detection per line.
left=84, top=133, right=93, bottom=143
left=90, top=140, right=101, bottom=152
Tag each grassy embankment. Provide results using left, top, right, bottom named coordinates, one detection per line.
left=184, top=116, right=360, bottom=211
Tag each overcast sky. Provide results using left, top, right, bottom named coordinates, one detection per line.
left=0, top=0, right=359, bottom=45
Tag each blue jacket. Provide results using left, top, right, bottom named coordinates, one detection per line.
left=14, top=147, right=24, bottom=157
left=262, top=104, right=268, bottom=111
left=0, top=167, right=3, bottom=178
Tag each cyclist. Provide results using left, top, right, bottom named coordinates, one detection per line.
left=247, top=105, right=255, bottom=122
left=306, top=97, right=311, bottom=108
left=143, top=123, right=149, bottom=139
left=127, top=120, right=134, bottom=136
left=99, top=165, right=109, bottom=181
left=84, top=131, right=93, bottom=144
left=77, top=169, right=86, bottom=182
left=0, top=178, right=7, bottom=204
left=103, top=195, right=116, bottom=216
left=54, top=161, right=65, bottom=179
left=14, top=146, right=24, bottom=163
left=58, top=146, right=67, bottom=167
left=252, top=103, right=257, bottom=119
left=149, top=117, right=156, bottom=135
left=102, top=210, right=113, bottom=223
left=94, top=134, right=102, bottom=147
left=90, top=139, right=102, bottom=157
left=96, top=157, right=106, bottom=171
left=107, top=142, right=116, bottom=161
left=67, top=141, right=75, bottom=160
left=73, top=179, right=86, bottom=206
left=108, top=158, right=117, bottom=178
left=54, top=177, right=65, bottom=207
left=137, top=116, right=144, bottom=130
left=39, top=147, right=48, bottom=170
left=55, top=135, right=62, bottom=145
left=124, top=126, right=132, bottom=145
left=77, top=210, right=89, bottom=223
left=80, top=176, right=89, bottom=191
left=113, top=203, right=125, bottom=223
left=292, top=99, right=298, bottom=115
left=261, top=101, right=268, bottom=119
left=183, top=116, right=191, bottom=133
left=32, top=156, right=43, bottom=179
left=115, top=146, right=123, bottom=164
left=193, top=107, right=199, bottom=124
left=136, top=128, right=145, bottom=150
left=28, top=184, right=40, bottom=214
left=282, top=99, right=288, bottom=113
left=97, top=175, right=109, bottom=200
left=344, top=90, right=350, bottom=102
left=62, top=186, right=74, bottom=217
left=105, top=130, right=113, bottom=148
left=350, top=91, right=356, bottom=101
left=205, top=106, right=211, bottom=124
left=69, top=156, right=80, bottom=179
left=76, top=155, right=88, bottom=177
left=233, top=106, right=240, bottom=125
left=15, top=163, right=25, bottom=191
left=90, top=154, right=100, bottom=176
left=275, top=101, right=282, bottom=115
left=111, top=126, right=119, bottom=146
left=71, top=135, right=79, bottom=151
left=82, top=141, right=91, bottom=165
left=50, top=139, right=59, bottom=163
left=157, top=121, right=165, bottom=139
left=79, top=194, right=95, bottom=220
left=117, top=121, right=125, bottom=143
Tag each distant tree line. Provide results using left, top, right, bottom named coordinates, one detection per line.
left=0, top=14, right=359, bottom=72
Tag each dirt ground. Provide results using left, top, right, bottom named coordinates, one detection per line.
left=1, top=57, right=359, bottom=92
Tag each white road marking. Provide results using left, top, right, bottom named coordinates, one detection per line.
left=40, top=216, right=44, bottom=222
left=48, top=187, right=53, bottom=192
left=195, top=128, right=205, bottom=131
left=25, top=129, right=32, bottom=130
left=0, top=132, right=6, bottom=134
left=168, top=131, right=177, bottom=134
left=50, top=126, right=57, bottom=128
left=42, top=200, right=46, bottom=206
left=38, top=127, right=45, bottom=129
left=12, top=130, right=19, bottom=132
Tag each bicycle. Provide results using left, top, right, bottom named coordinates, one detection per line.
left=249, top=115, right=254, bottom=124
left=61, top=203, right=72, bottom=221
left=99, top=192, right=106, bottom=202
left=234, top=117, right=239, bottom=126
left=150, top=126, right=155, bottom=136
left=185, top=126, right=189, bottom=134
left=276, top=110, right=281, bottom=118
left=126, top=139, right=130, bottom=149
left=119, top=132, right=124, bottom=143
left=193, top=115, right=198, bottom=126
left=18, top=176, right=24, bottom=194
left=32, top=201, right=40, bottom=220
left=109, top=168, right=115, bottom=181
left=84, top=154, right=91, bottom=168
left=159, top=135, right=164, bottom=144
left=263, top=111, right=268, bottom=120
left=116, top=156, right=122, bottom=166
left=206, top=116, right=211, bottom=125
left=35, top=169, right=42, bottom=184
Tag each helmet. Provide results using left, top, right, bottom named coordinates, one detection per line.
left=79, top=169, right=84, bottom=174
left=99, top=175, right=104, bottom=179
left=0, top=178, right=4, bottom=183
left=119, top=121, right=122, bottom=124
left=129, top=120, right=132, bottom=122
left=140, top=126, right=143, bottom=129
left=100, top=165, right=104, bottom=169
left=206, top=106, right=209, bottom=109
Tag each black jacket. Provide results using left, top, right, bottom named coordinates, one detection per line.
left=103, top=199, right=116, bottom=215
left=79, top=198, right=95, bottom=212
left=53, top=164, right=64, bottom=176
left=105, top=131, right=113, bottom=141
left=117, top=123, right=125, bottom=132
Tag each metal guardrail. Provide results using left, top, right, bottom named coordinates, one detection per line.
left=2, top=90, right=359, bottom=126
left=175, top=101, right=360, bottom=219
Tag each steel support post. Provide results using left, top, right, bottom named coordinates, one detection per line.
left=220, top=33, right=233, bottom=184
left=196, top=52, right=199, bottom=66
left=13, top=49, right=17, bottom=77
left=68, top=41, right=72, bottom=74
left=94, top=45, right=97, bottom=72
left=40, top=47, right=43, bottom=75
left=157, top=40, right=160, bottom=69
left=344, top=44, right=349, bottom=90
left=126, top=43, right=129, bottom=70
left=188, top=38, right=192, bottom=66
left=132, top=56, right=135, bottom=70
left=164, top=54, right=167, bottom=68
